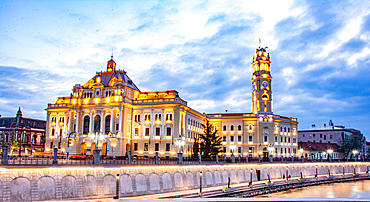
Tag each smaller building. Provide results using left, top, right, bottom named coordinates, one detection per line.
left=0, top=108, right=46, bottom=155
left=298, top=142, right=341, bottom=160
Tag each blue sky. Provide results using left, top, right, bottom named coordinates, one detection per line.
left=1, top=0, right=370, bottom=139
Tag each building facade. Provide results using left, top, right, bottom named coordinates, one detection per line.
left=298, top=122, right=366, bottom=159
left=45, top=48, right=298, bottom=158
left=0, top=108, right=46, bottom=155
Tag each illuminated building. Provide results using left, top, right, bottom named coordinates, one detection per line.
left=45, top=55, right=204, bottom=157
left=45, top=48, right=298, bottom=158
left=207, top=47, right=298, bottom=158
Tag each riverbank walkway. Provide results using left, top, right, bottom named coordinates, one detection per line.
left=119, top=172, right=370, bottom=200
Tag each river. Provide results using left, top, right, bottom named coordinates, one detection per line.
left=239, top=180, right=370, bottom=199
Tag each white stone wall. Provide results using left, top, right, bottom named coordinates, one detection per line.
left=0, top=162, right=367, bottom=201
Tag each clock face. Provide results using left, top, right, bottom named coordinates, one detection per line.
left=262, top=81, right=268, bottom=88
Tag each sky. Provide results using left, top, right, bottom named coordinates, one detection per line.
left=1, top=0, right=370, bottom=140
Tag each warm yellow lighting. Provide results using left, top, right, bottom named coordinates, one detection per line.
left=243, top=152, right=248, bottom=156
left=138, top=151, right=143, bottom=154
left=160, top=152, right=164, bottom=155
left=149, top=151, right=154, bottom=154
left=72, top=99, right=77, bottom=105
left=259, top=151, right=263, bottom=155
left=105, top=97, right=111, bottom=103
left=170, top=152, right=176, bottom=155
left=114, top=96, right=119, bottom=101
left=253, top=153, right=257, bottom=156
left=96, top=77, right=101, bottom=83
left=94, top=98, right=100, bottom=104
left=45, top=148, right=50, bottom=152
left=84, top=98, right=89, bottom=104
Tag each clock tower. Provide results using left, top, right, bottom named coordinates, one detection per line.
left=251, top=47, right=273, bottom=114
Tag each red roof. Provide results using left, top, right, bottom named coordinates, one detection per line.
left=298, top=142, right=339, bottom=152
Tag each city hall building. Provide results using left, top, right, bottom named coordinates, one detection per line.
left=45, top=47, right=298, bottom=158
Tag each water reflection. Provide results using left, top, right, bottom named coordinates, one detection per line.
left=251, top=180, right=370, bottom=199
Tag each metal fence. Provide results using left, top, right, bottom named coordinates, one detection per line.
left=1, top=155, right=366, bottom=166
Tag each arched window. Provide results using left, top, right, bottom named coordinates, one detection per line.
left=83, top=116, right=90, bottom=134
left=284, top=127, right=286, bottom=132
left=223, top=125, right=226, bottom=131
left=94, top=115, right=101, bottom=132
left=105, top=115, right=111, bottom=134
left=288, top=128, right=290, bottom=132
left=238, top=125, right=242, bottom=131
left=230, top=125, right=234, bottom=131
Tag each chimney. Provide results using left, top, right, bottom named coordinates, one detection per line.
left=312, top=124, right=315, bottom=127
left=324, top=123, right=326, bottom=127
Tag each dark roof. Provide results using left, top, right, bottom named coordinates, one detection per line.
left=0, top=117, right=46, bottom=129
left=91, top=71, right=140, bottom=91
left=298, top=142, right=339, bottom=152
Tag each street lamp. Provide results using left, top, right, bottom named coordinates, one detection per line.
left=229, top=145, right=237, bottom=154
left=327, top=149, right=333, bottom=162
left=299, top=148, right=304, bottom=162
left=352, top=150, right=358, bottom=161
left=286, top=166, right=289, bottom=181
left=249, top=168, right=253, bottom=187
left=199, top=171, right=203, bottom=197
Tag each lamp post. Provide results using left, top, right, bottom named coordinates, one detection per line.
left=199, top=171, right=203, bottom=197
left=249, top=168, right=253, bottom=187
left=343, top=164, right=345, bottom=176
left=268, top=147, right=274, bottom=163
left=352, top=150, right=358, bottom=161
left=286, top=166, right=289, bottom=182
left=327, top=149, right=333, bottom=162
left=229, top=145, right=237, bottom=163
left=315, top=165, right=318, bottom=178
left=299, top=148, right=304, bottom=162
left=92, top=132, right=104, bottom=164
left=113, top=174, right=119, bottom=199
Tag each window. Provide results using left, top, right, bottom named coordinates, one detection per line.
left=285, top=137, right=287, bottom=142
left=135, top=128, right=139, bottom=136
left=238, top=135, right=242, bottom=142
left=264, top=136, right=268, bottom=142
left=288, top=138, right=290, bottom=143
left=223, top=147, right=226, bottom=153
left=310, top=134, right=312, bottom=138
left=275, top=136, right=278, bottom=142
left=155, top=143, right=159, bottom=151
left=223, top=125, right=226, bottom=131
left=303, top=134, right=305, bottom=137
left=230, top=125, right=234, bottom=131
left=324, top=135, right=326, bottom=140
left=166, top=114, right=173, bottom=121
left=281, top=137, right=283, bottom=142
left=280, top=127, right=283, bottom=132
left=293, top=148, right=296, bottom=154
left=166, top=143, right=170, bottom=151
left=288, top=148, right=291, bottom=153
left=249, top=147, right=253, bottom=153
left=319, top=140, right=322, bottom=143
left=144, top=143, right=148, bottom=151
left=59, top=128, right=63, bottom=137
left=238, top=125, right=241, bottom=131
left=284, top=127, right=286, bottom=132
left=320, top=134, right=323, bottom=138
left=330, top=135, right=332, bottom=139
left=313, top=134, right=316, bottom=138
left=249, top=135, right=252, bottom=141
left=115, top=123, right=119, bottom=131
left=145, top=128, right=149, bottom=136
left=223, top=135, right=226, bottom=141
left=230, top=135, right=234, bottom=142
left=167, top=127, right=171, bottom=136
left=238, top=147, right=241, bottom=153
left=281, top=148, right=283, bottom=153
left=134, top=143, right=138, bottom=151
left=156, top=128, right=160, bottom=136
left=51, top=128, right=55, bottom=136
left=288, top=128, right=290, bottom=132
left=293, top=138, right=296, bottom=143
left=285, top=148, right=287, bottom=153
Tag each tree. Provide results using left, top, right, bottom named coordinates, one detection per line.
left=9, top=130, right=19, bottom=153
left=199, top=119, right=222, bottom=158
left=192, top=138, right=199, bottom=158
left=338, top=134, right=361, bottom=159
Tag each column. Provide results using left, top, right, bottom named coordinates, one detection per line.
left=161, top=109, right=165, bottom=137
left=89, top=111, right=93, bottom=134
left=151, top=109, right=154, bottom=140
left=100, top=110, right=104, bottom=134
left=46, top=112, right=51, bottom=138
left=140, top=110, right=144, bottom=137
left=75, top=109, right=80, bottom=135
left=118, top=105, right=123, bottom=137
left=110, top=108, right=114, bottom=134
left=68, top=111, right=72, bottom=134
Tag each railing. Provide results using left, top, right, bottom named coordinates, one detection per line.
left=1, top=155, right=367, bottom=166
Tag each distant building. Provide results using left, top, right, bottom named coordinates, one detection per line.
left=0, top=108, right=46, bottom=154
left=298, top=142, right=342, bottom=160
left=298, top=121, right=366, bottom=159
